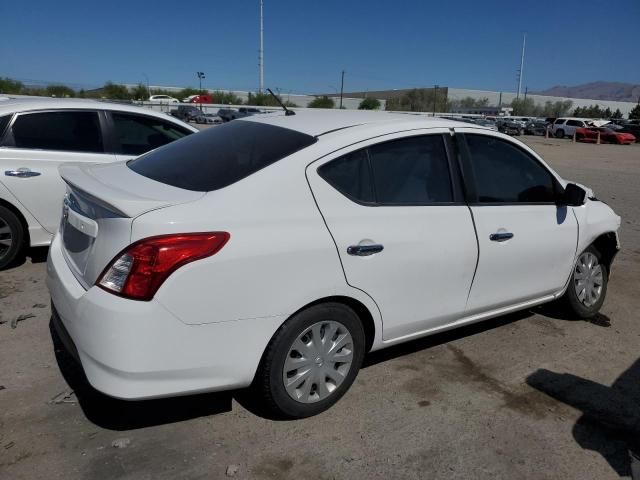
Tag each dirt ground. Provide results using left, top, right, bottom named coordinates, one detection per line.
left=1, top=136, right=639, bottom=480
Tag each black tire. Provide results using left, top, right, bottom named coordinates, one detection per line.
left=556, top=129, right=565, bottom=138
left=252, top=302, right=365, bottom=419
left=0, top=205, right=24, bottom=270
left=561, top=245, right=608, bottom=319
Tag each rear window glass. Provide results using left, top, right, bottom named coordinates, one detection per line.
left=128, top=120, right=317, bottom=191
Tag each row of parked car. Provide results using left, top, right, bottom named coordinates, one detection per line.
left=448, top=115, right=638, bottom=144
left=169, top=105, right=265, bottom=125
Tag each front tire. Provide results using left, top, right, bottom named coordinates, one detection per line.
left=252, top=303, right=365, bottom=419
left=0, top=206, right=24, bottom=270
left=562, top=245, right=608, bottom=319
left=556, top=129, right=565, bottom=138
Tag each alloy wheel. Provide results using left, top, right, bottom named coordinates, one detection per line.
left=282, top=321, right=354, bottom=404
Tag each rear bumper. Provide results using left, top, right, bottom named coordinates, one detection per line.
left=46, top=233, right=284, bottom=400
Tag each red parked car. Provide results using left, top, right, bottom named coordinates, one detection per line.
left=575, top=127, right=636, bottom=145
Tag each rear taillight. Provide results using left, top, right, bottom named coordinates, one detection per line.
left=97, top=232, right=230, bottom=301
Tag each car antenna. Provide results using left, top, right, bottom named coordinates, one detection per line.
left=267, top=88, right=295, bottom=116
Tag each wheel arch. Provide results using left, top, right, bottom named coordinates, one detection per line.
left=286, top=295, right=377, bottom=354
left=591, top=232, right=619, bottom=272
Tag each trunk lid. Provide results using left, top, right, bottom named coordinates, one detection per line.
left=58, top=161, right=204, bottom=288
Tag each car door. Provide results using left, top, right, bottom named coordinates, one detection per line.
left=105, top=112, right=194, bottom=162
left=0, top=109, right=114, bottom=234
left=456, top=130, right=578, bottom=314
left=307, top=131, right=478, bottom=340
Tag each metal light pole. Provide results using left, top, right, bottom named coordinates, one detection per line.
left=433, top=85, right=439, bottom=116
left=339, top=70, right=344, bottom=109
left=142, top=73, right=150, bottom=101
left=197, top=72, right=205, bottom=109
left=517, top=33, right=526, bottom=99
left=259, top=0, right=264, bottom=93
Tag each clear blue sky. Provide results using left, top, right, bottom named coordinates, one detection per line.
left=1, top=0, right=638, bottom=94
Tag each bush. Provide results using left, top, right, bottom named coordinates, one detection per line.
left=0, top=77, right=24, bottom=94
left=308, top=96, right=335, bottom=108
left=358, top=97, right=381, bottom=110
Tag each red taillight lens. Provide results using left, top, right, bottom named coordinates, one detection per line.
left=97, top=232, right=230, bottom=301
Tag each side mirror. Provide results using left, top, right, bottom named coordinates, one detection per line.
left=561, top=183, right=587, bottom=206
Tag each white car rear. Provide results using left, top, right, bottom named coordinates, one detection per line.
left=47, top=111, right=621, bottom=418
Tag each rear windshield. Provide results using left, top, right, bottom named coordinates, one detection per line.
left=128, top=120, right=317, bottom=192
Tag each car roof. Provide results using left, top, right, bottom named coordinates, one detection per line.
left=239, top=109, right=469, bottom=137
left=0, top=97, right=197, bottom=130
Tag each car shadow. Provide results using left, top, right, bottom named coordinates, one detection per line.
left=3, top=246, right=49, bottom=270
left=363, top=309, right=533, bottom=368
left=50, top=320, right=233, bottom=431
left=527, top=360, right=640, bottom=478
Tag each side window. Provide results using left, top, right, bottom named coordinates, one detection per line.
left=318, top=135, right=453, bottom=205
left=465, top=134, right=556, bottom=203
left=111, top=113, right=192, bottom=156
left=318, top=149, right=374, bottom=203
left=567, top=120, right=581, bottom=127
left=554, top=119, right=565, bottom=125
left=10, top=111, right=103, bottom=153
left=368, top=135, right=453, bottom=204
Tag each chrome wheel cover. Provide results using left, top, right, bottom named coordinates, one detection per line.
left=282, top=321, right=354, bottom=404
left=0, top=217, right=13, bottom=260
left=573, top=252, right=604, bottom=308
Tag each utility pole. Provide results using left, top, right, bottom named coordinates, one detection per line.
left=517, top=33, right=526, bottom=99
left=524, top=86, right=528, bottom=101
left=339, top=70, right=344, bottom=109
left=258, top=0, right=264, bottom=93
left=196, top=72, right=205, bottom=110
left=433, top=85, right=439, bottom=116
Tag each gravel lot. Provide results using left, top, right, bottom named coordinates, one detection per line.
left=1, top=136, right=639, bottom=480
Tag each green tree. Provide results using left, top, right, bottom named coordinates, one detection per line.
left=0, top=77, right=24, bottom=93
left=629, top=104, right=640, bottom=120
left=131, top=83, right=149, bottom=100
left=612, top=108, right=623, bottom=119
left=386, top=88, right=449, bottom=112
left=510, top=97, right=541, bottom=116
left=542, top=100, right=573, bottom=117
left=45, top=85, right=75, bottom=97
left=210, top=90, right=241, bottom=104
left=246, top=91, right=284, bottom=107
left=358, top=97, right=381, bottom=110
left=603, top=107, right=612, bottom=118
left=102, top=82, right=131, bottom=100
left=308, top=96, right=335, bottom=108
left=452, top=96, right=489, bottom=109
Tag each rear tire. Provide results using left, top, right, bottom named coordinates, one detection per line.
left=556, top=129, right=565, bottom=138
left=0, top=205, right=24, bottom=270
left=561, top=245, right=608, bottom=319
left=252, top=303, right=365, bottom=419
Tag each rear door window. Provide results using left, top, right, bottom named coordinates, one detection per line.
left=567, top=120, right=582, bottom=127
left=9, top=111, right=103, bottom=153
left=0, top=114, right=11, bottom=140
left=128, top=120, right=317, bottom=191
left=318, top=134, right=454, bottom=205
left=110, top=113, right=192, bottom=156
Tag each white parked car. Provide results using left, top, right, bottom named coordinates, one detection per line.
left=148, top=95, right=180, bottom=104
left=0, top=98, right=197, bottom=268
left=47, top=111, right=621, bottom=419
left=552, top=118, right=593, bottom=138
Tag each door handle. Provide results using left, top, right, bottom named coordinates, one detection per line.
left=347, top=244, right=384, bottom=256
left=5, top=168, right=41, bottom=178
left=489, top=232, right=514, bottom=242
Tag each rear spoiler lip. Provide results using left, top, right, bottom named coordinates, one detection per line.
left=58, top=162, right=204, bottom=219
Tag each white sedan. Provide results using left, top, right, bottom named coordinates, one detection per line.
left=46, top=110, right=621, bottom=419
left=148, top=95, right=180, bottom=104
left=0, top=98, right=197, bottom=268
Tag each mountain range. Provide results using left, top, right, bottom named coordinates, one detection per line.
left=532, top=82, right=640, bottom=103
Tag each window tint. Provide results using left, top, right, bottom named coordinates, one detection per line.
left=369, top=135, right=453, bottom=204
left=128, top=120, right=317, bottom=192
left=11, top=111, right=103, bottom=153
left=318, top=149, right=374, bottom=203
left=566, top=120, right=582, bottom=127
left=554, top=119, right=565, bottom=125
left=111, top=113, right=192, bottom=156
left=465, top=134, right=556, bottom=203
left=0, top=114, right=11, bottom=140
